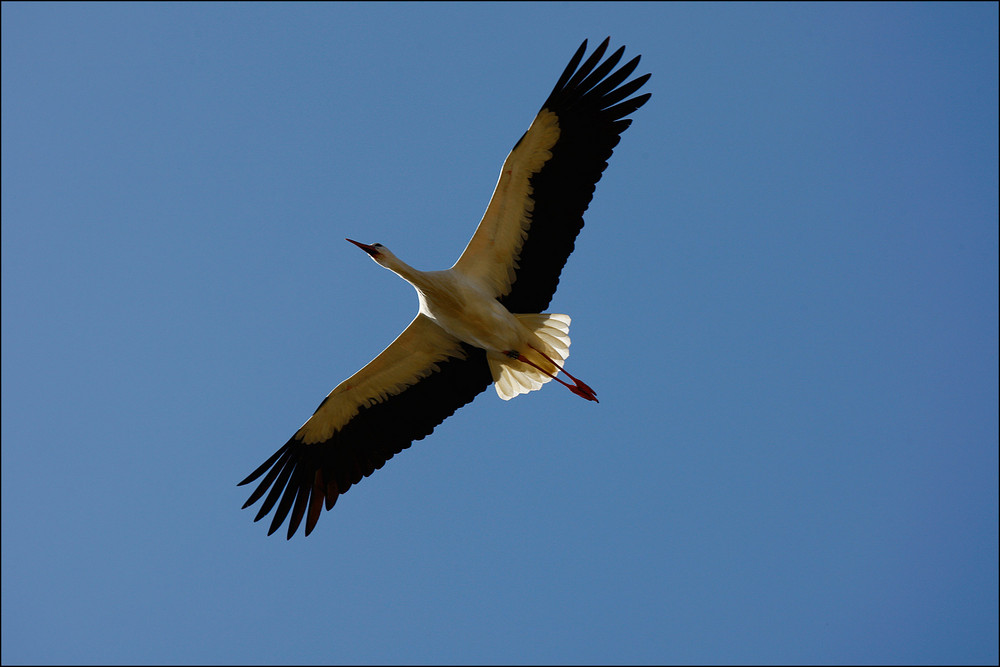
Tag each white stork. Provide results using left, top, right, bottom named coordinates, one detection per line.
left=239, top=38, right=651, bottom=538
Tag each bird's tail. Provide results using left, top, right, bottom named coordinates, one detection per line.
left=488, top=313, right=571, bottom=401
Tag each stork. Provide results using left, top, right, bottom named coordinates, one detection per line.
left=239, top=38, right=651, bottom=538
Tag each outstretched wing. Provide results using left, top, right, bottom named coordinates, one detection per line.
left=452, top=38, right=651, bottom=313
left=239, top=314, right=492, bottom=538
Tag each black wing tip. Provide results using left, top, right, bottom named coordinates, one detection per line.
left=548, top=38, right=651, bottom=106
left=236, top=442, right=287, bottom=487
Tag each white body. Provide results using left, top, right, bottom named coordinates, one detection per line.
left=374, top=250, right=572, bottom=401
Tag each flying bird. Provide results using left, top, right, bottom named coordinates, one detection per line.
left=239, top=38, right=651, bottom=538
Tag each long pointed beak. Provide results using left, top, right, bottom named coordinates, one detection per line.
left=346, top=238, right=380, bottom=258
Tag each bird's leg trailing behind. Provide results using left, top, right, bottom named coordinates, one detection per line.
left=508, top=346, right=598, bottom=403
left=486, top=313, right=598, bottom=402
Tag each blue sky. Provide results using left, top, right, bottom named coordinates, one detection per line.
left=2, top=2, right=997, bottom=664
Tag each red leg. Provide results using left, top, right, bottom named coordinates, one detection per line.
left=527, top=344, right=597, bottom=399
left=507, top=348, right=598, bottom=402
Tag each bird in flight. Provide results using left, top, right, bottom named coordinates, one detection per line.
left=239, top=38, right=651, bottom=538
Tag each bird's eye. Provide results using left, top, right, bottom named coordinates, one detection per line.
left=373, top=243, right=383, bottom=248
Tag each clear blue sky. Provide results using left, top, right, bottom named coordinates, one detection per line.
left=2, top=2, right=997, bottom=664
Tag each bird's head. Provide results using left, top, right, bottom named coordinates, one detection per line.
left=346, top=238, right=393, bottom=266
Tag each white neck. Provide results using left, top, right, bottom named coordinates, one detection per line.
left=381, top=253, right=430, bottom=291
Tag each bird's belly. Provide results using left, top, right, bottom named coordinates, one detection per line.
left=420, top=291, right=523, bottom=353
